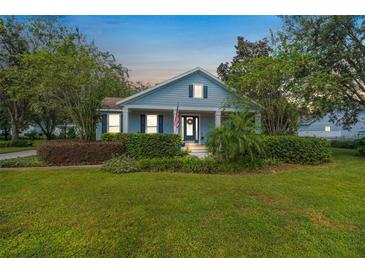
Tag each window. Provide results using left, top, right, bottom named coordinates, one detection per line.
left=325, top=126, right=331, bottom=132
left=146, top=114, right=158, bottom=133
left=108, top=114, right=120, bottom=133
left=193, top=84, right=203, bottom=98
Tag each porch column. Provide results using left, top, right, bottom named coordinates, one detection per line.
left=173, top=109, right=178, bottom=134
left=122, top=108, right=129, bottom=133
left=254, top=112, right=262, bottom=134
left=215, top=110, right=221, bottom=128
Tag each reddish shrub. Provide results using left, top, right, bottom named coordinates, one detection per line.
left=37, top=140, right=124, bottom=165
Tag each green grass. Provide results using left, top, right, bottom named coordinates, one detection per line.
left=0, top=148, right=364, bottom=257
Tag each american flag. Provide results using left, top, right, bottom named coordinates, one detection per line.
left=174, top=105, right=180, bottom=130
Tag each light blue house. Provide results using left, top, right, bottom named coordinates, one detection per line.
left=298, top=112, right=365, bottom=140
left=96, top=67, right=261, bottom=143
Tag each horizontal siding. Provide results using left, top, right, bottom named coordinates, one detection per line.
left=298, top=112, right=365, bottom=139
left=124, top=71, right=231, bottom=109
left=200, top=113, right=215, bottom=144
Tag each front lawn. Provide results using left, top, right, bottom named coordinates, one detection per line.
left=0, top=148, right=364, bottom=257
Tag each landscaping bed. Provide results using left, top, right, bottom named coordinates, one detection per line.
left=0, top=156, right=47, bottom=168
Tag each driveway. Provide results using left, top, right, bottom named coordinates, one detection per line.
left=0, top=150, right=37, bottom=160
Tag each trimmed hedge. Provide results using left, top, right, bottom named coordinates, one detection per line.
left=102, top=155, right=248, bottom=174
left=139, top=156, right=248, bottom=173
left=330, top=139, right=356, bottom=149
left=101, top=133, right=181, bottom=159
left=37, top=140, right=124, bottom=165
left=263, top=136, right=331, bottom=164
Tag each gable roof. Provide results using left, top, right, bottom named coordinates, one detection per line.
left=116, top=67, right=262, bottom=109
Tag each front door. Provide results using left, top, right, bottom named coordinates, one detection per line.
left=183, top=116, right=199, bottom=143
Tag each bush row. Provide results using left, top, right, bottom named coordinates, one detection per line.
left=0, top=156, right=47, bottom=168
left=37, top=140, right=124, bottom=165
left=0, top=139, right=33, bottom=147
left=330, top=139, right=356, bottom=149
left=102, top=155, right=250, bottom=174
left=357, top=137, right=365, bottom=156
left=101, top=133, right=182, bottom=159
left=262, top=135, right=331, bottom=164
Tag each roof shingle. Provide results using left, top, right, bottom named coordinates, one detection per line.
left=101, top=97, right=123, bottom=109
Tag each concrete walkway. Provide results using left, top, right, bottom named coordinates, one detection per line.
left=0, top=150, right=37, bottom=160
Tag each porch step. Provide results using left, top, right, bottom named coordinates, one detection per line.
left=186, top=144, right=209, bottom=158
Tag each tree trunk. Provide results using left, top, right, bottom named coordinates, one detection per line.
left=45, top=132, right=53, bottom=140
left=11, top=122, right=19, bottom=141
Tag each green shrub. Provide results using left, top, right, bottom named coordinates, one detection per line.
left=206, top=112, right=265, bottom=166
left=37, top=140, right=124, bottom=165
left=11, top=139, right=33, bottom=147
left=330, top=139, right=356, bottom=149
left=101, top=133, right=181, bottom=159
left=102, top=156, right=140, bottom=173
left=263, top=135, right=331, bottom=164
left=67, top=127, right=77, bottom=139
left=0, top=141, right=11, bottom=148
left=139, top=157, right=183, bottom=172
left=139, top=156, right=252, bottom=174
left=0, top=139, right=33, bottom=147
left=356, top=137, right=365, bottom=156
left=24, top=131, right=40, bottom=140
left=0, top=156, right=47, bottom=168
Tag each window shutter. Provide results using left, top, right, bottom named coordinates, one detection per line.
left=189, top=85, right=193, bottom=97
left=101, top=114, right=107, bottom=134
left=203, top=85, right=208, bottom=98
left=158, top=115, right=163, bottom=133
left=140, top=114, right=146, bottom=133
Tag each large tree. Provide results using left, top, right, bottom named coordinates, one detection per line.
left=23, top=39, right=130, bottom=140
left=219, top=36, right=306, bottom=135
left=0, top=16, right=73, bottom=140
left=1, top=16, right=132, bottom=140
left=217, top=36, right=272, bottom=81
left=281, top=16, right=365, bottom=128
left=226, top=54, right=306, bottom=135
left=0, top=17, right=31, bottom=140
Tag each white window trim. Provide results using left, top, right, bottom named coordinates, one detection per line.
left=108, top=113, right=120, bottom=133
left=193, top=83, right=203, bottom=99
left=146, top=114, right=158, bottom=134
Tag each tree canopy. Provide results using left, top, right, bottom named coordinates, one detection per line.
left=0, top=16, right=132, bottom=140
left=280, top=15, right=365, bottom=128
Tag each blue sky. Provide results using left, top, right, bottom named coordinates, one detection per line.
left=61, top=16, right=282, bottom=84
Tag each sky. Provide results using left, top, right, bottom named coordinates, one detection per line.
left=61, top=16, right=282, bottom=84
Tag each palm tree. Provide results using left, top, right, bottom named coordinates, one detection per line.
left=207, top=111, right=264, bottom=164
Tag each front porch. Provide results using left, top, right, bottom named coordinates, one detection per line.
left=121, top=106, right=228, bottom=144
left=97, top=106, right=261, bottom=144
